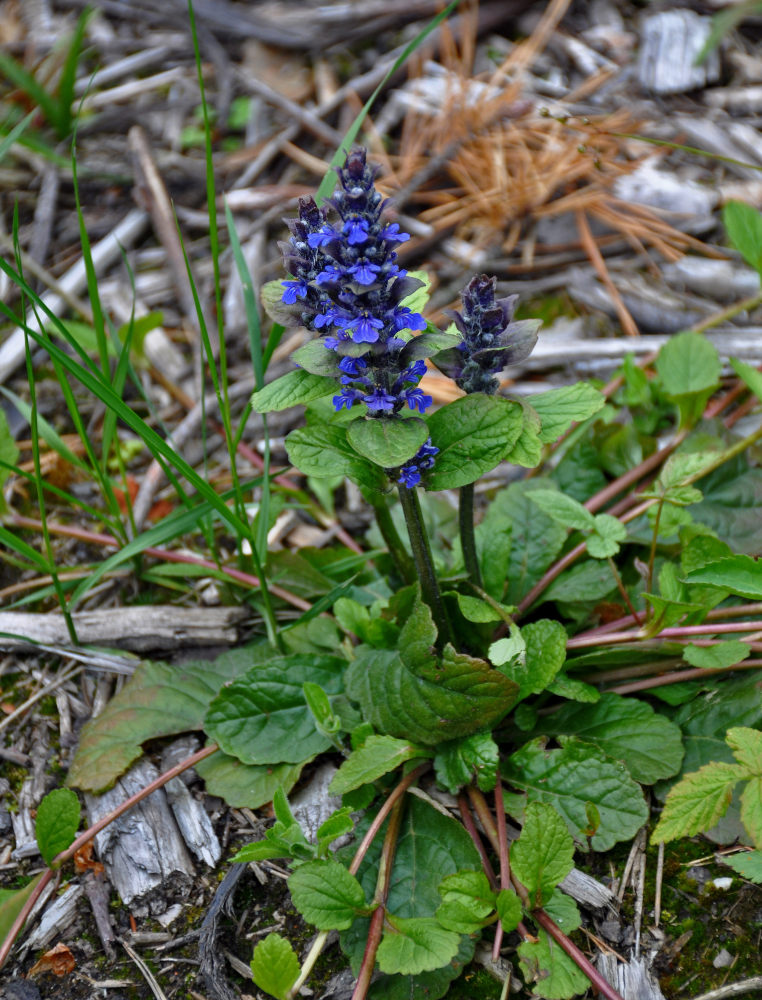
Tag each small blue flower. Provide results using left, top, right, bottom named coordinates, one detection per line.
left=363, top=389, right=396, bottom=412
left=344, top=218, right=370, bottom=245
left=333, top=387, right=362, bottom=411
left=398, top=438, right=438, bottom=487
left=381, top=223, right=410, bottom=243
left=391, top=307, right=426, bottom=332
left=281, top=279, right=308, bottom=304
left=307, top=225, right=338, bottom=248
left=338, top=356, right=368, bottom=377
left=347, top=261, right=381, bottom=285
left=344, top=314, right=384, bottom=343
left=402, top=387, right=433, bottom=414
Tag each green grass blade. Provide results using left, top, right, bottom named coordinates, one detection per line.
left=0, top=386, right=87, bottom=471
left=0, top=49, right=62, bottom=134
left=0, top=525, right=51, bottom=572
left=57, top=8, right=92, bottom=138
left=0, top=109, right=35, bottom=164
left=314, top=0, right=459, bottom=206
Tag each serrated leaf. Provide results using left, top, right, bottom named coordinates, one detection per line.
left=655, top=332, right=721, bottom=399
left=425, top=394, right=524, bottom=490
left=728, top=726, right=762, bottom=775
left=345, top=644, right=518, bottom=747
left=434, top=731, right=499, bottom=794
left=518, top=930, right=591, bottom=999
left=496, top=889, right=522, bottom=932
left=503, top=400, right=543, bottom=468
left=198, top=754, right=303, bottom=813
left=436, top=871, right=497, bottom=933
left=205, top=655, right=347, bottom=764
left=329, top=736, right=428, bottom=795
left=501, top=620, right=567, bottom=701
left=68, top=644, right=269, bottom=792
left=251, top=369, right=336, bottom=413
left=288, top=859, right=366, bottom=930
left=504, top=738, right=649, bottom=851
left=651, top=761, right=746, bottom=844
left=286, top=423, right=385, bottom=490
left=398, top=593, right=438, bottom=669
left=527, top=489, right=595, bottom=532
left=35, top=788, right=81, bottom=866
left=546, top=674, right=600, bottom=704
left=250, top=932, right=300, bottom=1000
left=377, top=915, right=461, bottom=975
left=454, top=593, right=513, bottom=623
left=724, top=200, right=762, bottom=275
left=740, top=776, right=762, bottom=848
left=683, top=641, right=750, bottom=670
left=529, top=383, right=605, bottom=445
left=347, top=415, right=429, bottom=469
left=723, top=849, right=762, bottom=883
left=538, top=693, right=684, bottom=785
left=317, top=807, right=355, bottom=847
left=684, top=554, right=762, bottom=599
left=586, top=514, right=627, bottom=559
left=511, top=802, right=574, bottom=906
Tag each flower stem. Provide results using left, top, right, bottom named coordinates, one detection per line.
left=351, top=796, right=406, bottom=1000
left=368, top=493, right=415, bottom=584
left=397, top=484, right=454, bottom=646
left=459, top=483, right=483, bottom=589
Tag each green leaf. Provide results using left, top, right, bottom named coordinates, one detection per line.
left=288, top=859, right=367, bottom=930
left=730, top=356, right=762, bottom=403
left=496, top=889, right=522, bottom=933
left=543, top=890, right=581, bottom=934
left=518, top=931, right=591, bottom=999
left=683, top=641, right=750, bottom=669
left=586, top=514, right=627, bottom=559
left=436, top=871, right=497, bottom=934
left=35, top=788, right=81, bottom=866
left=196, top=753, right=304, bottom=810
left=529, top=383, right=605, bottom=445
left=0, top=874, right=44, bottom=949
left=291, top=340, right=341, bottom=376
left=250, top=933, right=300, bottom=1000
left=453, top=593, right=511, bottom=623
left=398, top=270, right=432, bottom=317
left=346, top=644, right=518, bottom=747
left=330, top=736, right=428, bottom=795
left=503, top=738, right=649, bottom=851
left=0, top=407, right=19, bottom=506
left=500, top=620, right=567, bottom=701
left=652, top=760, right=746, bottom=844
left=543, top=559, right=618, bottom=605
left=434, top=731, right=499, bottom=794
left=655, top=332, right=721, bottom=426
left=347, top=416, right=429, bottom=469
left=684, top=554, right=762, bottom=599
left=724, top=200, right=762, bottom=275
left=251, top=369, right=336, bottom=413
left=511, top=802, right=574, bottom=907
left=527, top=489, right=595, bottom=532
left=260, top=279, right=305, bottom=326
left=539, top=694, right=684, bottom=785
left=205, top=655, right=348, bottom=764
left=425, top=394, right=524, bottom=489
left=480, top=481, right=567, bottom=605
left=740, top=776, right=762, bottom=848
left=68, top=644, right=269, bottom=792
left=401, top=331, right=461, bottom=363
left=340, top=797, right=479, bottom=995
left=722, top=849, right=762, bottom=883
left=546, top=674, right=600, bottom=704
left=503, top=400, right=543, bottom=468
left=286, top=423, right=385, bottom=490
left=377, top=915, right=461, bottom=976
left=728, top=726, right=762, bottom=775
